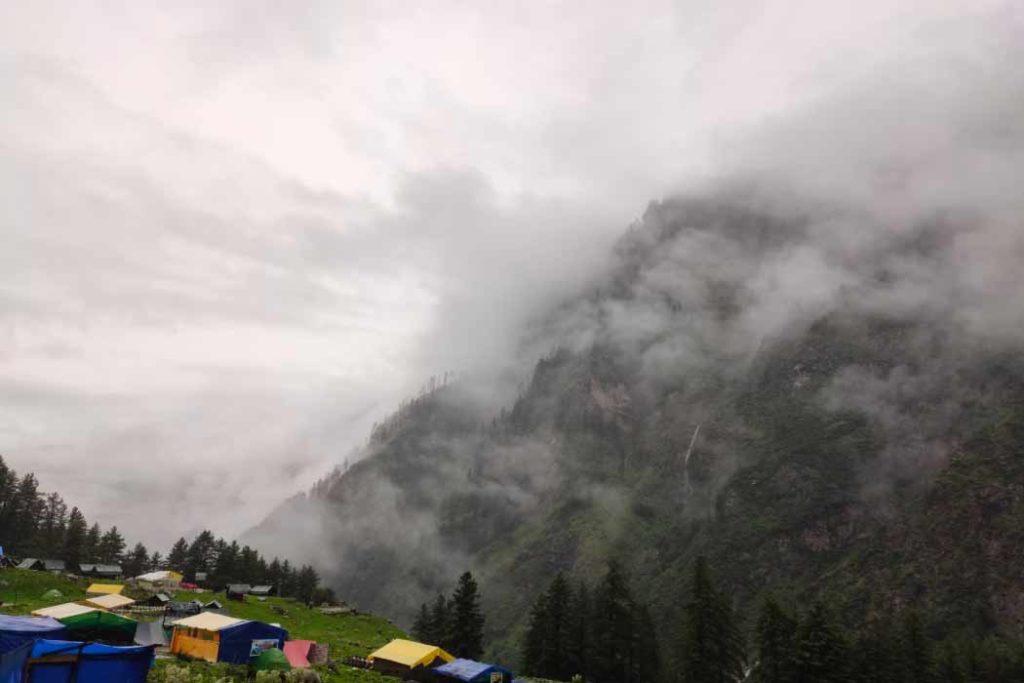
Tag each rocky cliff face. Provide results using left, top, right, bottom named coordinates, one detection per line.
left=246, top=189, right=1024, bottom=657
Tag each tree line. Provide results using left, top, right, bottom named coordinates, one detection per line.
left=520, top=562, right=659, bottom=683
left=412, top=571, right=486, bottom=660
left=0, top=455, right=328, bottom=604
left=522, top=557, right=1024, bottom=683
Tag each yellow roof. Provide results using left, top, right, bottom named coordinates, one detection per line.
left=86, top=583, right=125, bottom=595
left=170, top=612, right=246, bottom=632
left=368, top=639, right=455, bottom=668
left=82, top=593, right=136, bottom=610
left=32, top=603, right=99, bottom=619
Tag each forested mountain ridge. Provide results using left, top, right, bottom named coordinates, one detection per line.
left=245, top=188, right=1024, bottom=664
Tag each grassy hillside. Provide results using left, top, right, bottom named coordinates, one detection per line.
left=0, top=569, right=407, bottom=682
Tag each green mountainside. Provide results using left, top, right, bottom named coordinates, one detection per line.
left=246, top=192, right=1024, bottom=666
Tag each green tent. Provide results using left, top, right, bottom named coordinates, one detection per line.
left=40, top=589, right=63, bottom=600
left=252, top=647, right=292, bottom=672
left=58, top=610, right=138, bottom=643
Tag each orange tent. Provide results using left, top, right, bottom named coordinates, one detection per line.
left=283, top=640, right=313, bottom=668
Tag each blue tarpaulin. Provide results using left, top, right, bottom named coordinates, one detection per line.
left=0, top=641, right=32, bottom=683
left=434, top=658, right=514, bottom=683
left=26, top=639, right=154, bottom=683
left=216, top=621, right=288, bottom=664
left=0, top=616, right=67, bottom=655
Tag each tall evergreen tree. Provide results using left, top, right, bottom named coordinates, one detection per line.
left=83, top=523, right=102, bottom=563
left=902, top=610, right=935, bottom=683
left=98, top=526, right=126, bottom=563
left=449, top=571, right=485, bottom=659
left=0, top=457, right=19, bottom=546
left=592, top=561, right=640, bottom=683
left=634, top=603, right=661, bottom=683
left=753, top=595, right=797, bottom=683
left=296, top=565, right=320, bottom=604
left=522, top=589, right=549, bottom=676
left=122, top=542, right=149, bottom=577
left=566, top=581, right=593, bottom=680
left=677, top=557, right=745, bottom=683
left=430, top=594, right=452, bottom=651
left=413, top=603, right=433, bottom=644
left=793, top=602, right=849, bottom=683
left=62, top=507, right=88, bottom=566
left=36, top=492, right=68, bottom=557
left=12, top=474, right=42, bottom=555
left=167, top=537, right=189, bottom=570
left=148, top=551, right=163, bottom=571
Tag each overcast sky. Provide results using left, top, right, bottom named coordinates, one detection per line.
left=1, top=0, right=1015, bottom=549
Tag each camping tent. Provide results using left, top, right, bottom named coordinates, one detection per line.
left=0, top=616, right=67, bottom=655
left=249, top=585, right=273, bottom=596
left=25, top=639, right=154, bottom=683
left=368, top=639, right=454, bottom=678
left=134, top=570, right=182, bottom=589
left=39, top=590, right=62, bottom=601
left=82, top=593, right=135, bottom=610
left=133, top=621, right=168, bottom=647
left=170, top=612, right=288, bottom=664
left=252, top=647, right=291, bottom=672
left=55, top=610, right=138, bottom=644
left=283, top=640, right=313, bottom=668
left=31, top=603, right=97, bottom=620
left=85, top=583, right=124, bottom=595
left=433, top=659, right=515, bottom=683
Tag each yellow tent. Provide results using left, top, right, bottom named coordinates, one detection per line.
left=169, top=612, right=246, bottom=663
left=86, top=583, right=125, bottom=595
left=368, top=639, right=454, bottom=672
left=81, top=593, right=135, bottom=610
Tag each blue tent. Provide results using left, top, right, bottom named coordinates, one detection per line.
left=0, top=616, right=67, bottom=655
left=434, top=658, right=514, bottom=683
left=0, top=642, right=32, bottom=683
left=215, top=621, right=289, bottom=664
left=25, top=639, right=154, bottom=683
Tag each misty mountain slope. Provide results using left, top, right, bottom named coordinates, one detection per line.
left=245, top=190, right=1024, bottom=658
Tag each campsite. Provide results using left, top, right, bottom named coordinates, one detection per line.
left=0, top=567, right=526, bottom=683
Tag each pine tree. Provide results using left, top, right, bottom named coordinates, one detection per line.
left=753, top=596, right=797, bottom=682
left=566, top=581, right=593, bottom=680
left=523, top=589, right=549, bottom=676
left=122, top=542, right=149, bottom=577
left=430, top=593, right=452, bottom=651
left=84, top=523, right=102, bottom=563
left=98, top=526, right=126, bottom=563
left=678, top=557, right=745, bottom=683
left=592, top=561, right=640, bottom=683
left=903, top=610, right=935, bottom=683
left=413, top=603, right=433, bottom=643
left=296, top=565, right=319, bottom=604
left=793, top=602, right=848, bottom=683
left=851, top=618, right=902, bottom=683
left=148, top=551, right=163, bottom=571
left=62, top=507, right=88, bottom=566
left=0, top=457, right=19, bottom=545
left=167, top=537, right=189, bottom=571
left=634, top=603, right=661, bottom=683
left=36, top=492, right=68, bottom=557
left=449, top=571, right=485, bottom=659
left=12, top=474, right=42, bottom=555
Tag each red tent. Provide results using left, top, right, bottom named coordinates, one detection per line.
left=283, top=640, right=313, bottom=668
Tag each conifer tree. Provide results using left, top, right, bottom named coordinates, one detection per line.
left=296, top=565, right=320, bottom=604
left=148, top=551, right=163, bottom=571
left=566, top=581, right=593, bottom=680
left=36, top=492, right=68, bottom=556
left=450, top=571, right=485, bottom=659
left=753, top=596, right=798, bottom=683
left=84, top=523, right=102, bottom=563
left=430, top=594, right=452, bottom=651
left=793, top=602, right=849, bottom=683
left=12, top=474, right=42, bottom=555
left=62, top=507, right=87, bottom=566
left=413, top=603, right=433, bottom=644
left=592, top=561, right=642, bottom=683
left=123, top=542, right=149, bottom=577
left=678, top=557, right=745, bottom=683
left=902, top=610, right=935, bottom=683
left=523, top=590, right=549, bottom=676
left=167, top=537, right=189, bottom=571
left=98, top=526, right=126, bottom=563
